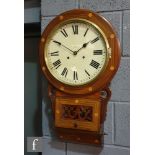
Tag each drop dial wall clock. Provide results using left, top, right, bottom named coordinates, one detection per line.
left=40, top=9, right=121, bottom=146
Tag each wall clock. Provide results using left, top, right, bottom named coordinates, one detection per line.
left=40, top=9, right=120, bottom=146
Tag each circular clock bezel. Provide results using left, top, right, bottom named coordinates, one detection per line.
left=44, top=18, right=110, bottom=86
left=40, top=9, right=121, bottom=95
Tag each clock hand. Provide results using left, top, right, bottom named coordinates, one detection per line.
left=53, top=40, right=61, bottom=45
left=53, top=40, right=75, bottom=54
left=74, top=41, right=91, bottom=55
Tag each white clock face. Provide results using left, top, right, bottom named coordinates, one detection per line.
left=44, top=19, right=109, bottom=86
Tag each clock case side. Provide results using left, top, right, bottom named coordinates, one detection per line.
left=39, top=9, right=121, bottom=95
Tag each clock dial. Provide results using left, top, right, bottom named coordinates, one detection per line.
left=44, top=19, right=109, bottom=86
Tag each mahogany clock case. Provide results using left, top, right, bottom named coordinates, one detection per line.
left=39, top=9, right=121, bottom=146
left=39, top=9, right=121, bottom=95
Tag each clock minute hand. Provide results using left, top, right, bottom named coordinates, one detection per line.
left=53, top=40, right=75, bottom=54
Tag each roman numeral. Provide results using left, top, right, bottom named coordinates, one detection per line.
left=84, top=28, right=89, bottom=37
left=50, top=51, right=59, bottom=56
left=90, top=60, right=100, bottom=69
left=53, top=59, right=61, bottom=69
left=61, top=29, right=68, bottom=37
left=61, top=67, right=68, bottom=77
left=85, top=70, right=90, bottom=76
left=73, top=71, right=78, bottom=80
left=72, top=25, right=78, bottom=35
left=93, top=50, right=103, bottom=55
left=91, top=37, right=99, bottom=44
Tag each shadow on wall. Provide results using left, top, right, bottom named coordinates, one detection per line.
left=42, top=76, right=57, bottom=138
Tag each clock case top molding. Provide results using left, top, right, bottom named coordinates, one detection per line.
left=39, top=9, right=121, bottom=146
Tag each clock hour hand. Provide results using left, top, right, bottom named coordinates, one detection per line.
left=53, top=40, right=75, bottom=54
left=74, top=41, right=90, bottom=55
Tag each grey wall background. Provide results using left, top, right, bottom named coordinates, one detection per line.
left=24, top=1, right=41, bottom=154
left=41, top=0, right=130, bottom=155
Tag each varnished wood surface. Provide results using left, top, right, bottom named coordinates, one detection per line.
left=56, top=127, right=103, bottom=146
left=55, top=97, right=101, bottom=132
left=48, top=84, right=111, bottom=123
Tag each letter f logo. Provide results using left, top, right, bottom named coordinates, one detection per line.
left=32, top=138, right=39, bottom=151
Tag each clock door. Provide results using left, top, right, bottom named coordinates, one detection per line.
left=55, top=97, right=101, bottom=132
